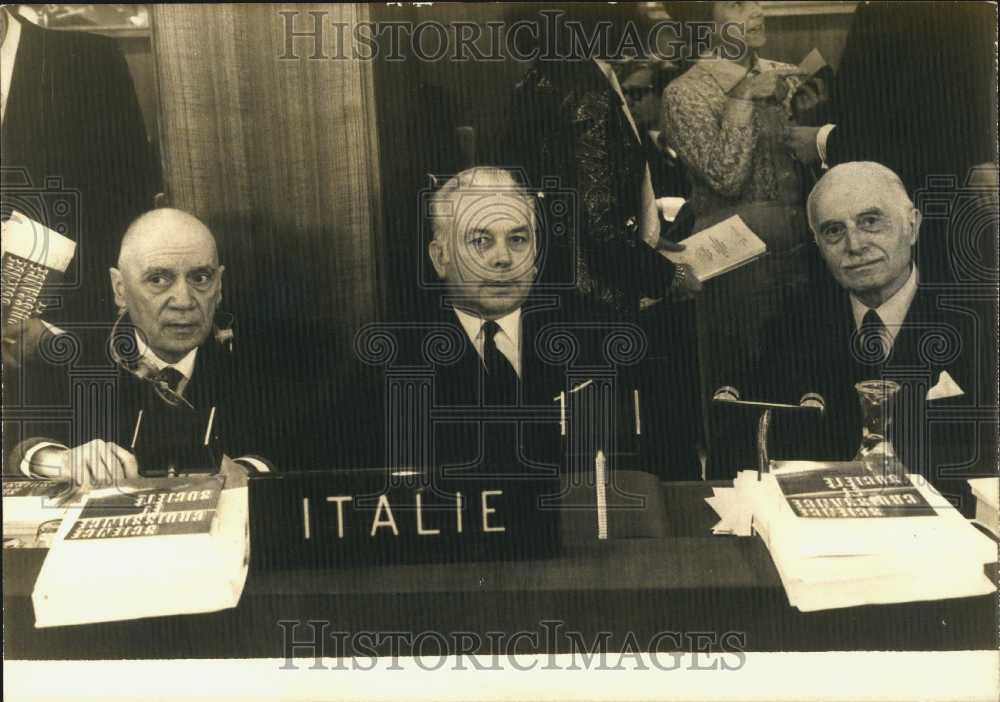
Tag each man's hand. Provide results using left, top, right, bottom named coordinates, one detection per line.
left=656, top=238, right=686, bottom=253
left=2, top=318, right=49, bottom=368
left=786, top=126, right=822, bottom=164
left=791, top=76, right=830, bottom=125
left=39, top=440, right=140, bottom=488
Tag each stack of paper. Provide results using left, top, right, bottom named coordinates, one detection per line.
left=969, top=477, right=999, bottom=538
left=32, top=463, right=249, bottom=627
left=2, top=479, right=75, bottom=548
left=707, top=462, right=997, bottom=611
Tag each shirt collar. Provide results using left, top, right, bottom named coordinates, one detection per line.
left=850, top=266, right=919, bottom=345
left=452, top=307, right=521, bottom=347
left=134, top=331, right=198, bottom=380
left=1, top=8, right=22, bottom=119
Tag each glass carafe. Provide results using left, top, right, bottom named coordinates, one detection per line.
left=853, top=380, right=903, bottom=480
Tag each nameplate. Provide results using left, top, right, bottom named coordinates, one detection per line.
left=247, top=469, right=561, bottom=570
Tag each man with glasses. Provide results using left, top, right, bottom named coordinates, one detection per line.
left=753, top=162, right=994, bottom=514
left=8, top=209, right=272, bottom=486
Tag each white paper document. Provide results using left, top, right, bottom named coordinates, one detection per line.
left=661, top=215, right=766, bottom=282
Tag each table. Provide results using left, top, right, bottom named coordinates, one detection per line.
left=4, top=482, right=995, bottom=659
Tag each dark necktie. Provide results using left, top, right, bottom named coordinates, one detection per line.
left=153, top=366, right=186, bottom=395
left=856, top=309, right=888, bottom=366
left=482, top=320, right=519, bottom=405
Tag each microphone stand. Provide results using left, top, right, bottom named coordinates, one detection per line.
left=712, top=387, right=826, bottom=479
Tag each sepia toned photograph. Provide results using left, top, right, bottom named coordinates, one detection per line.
left=2, top=2, right=998, bottom=700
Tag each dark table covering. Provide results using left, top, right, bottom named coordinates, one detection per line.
left=3, top=481, right=996, bottom=659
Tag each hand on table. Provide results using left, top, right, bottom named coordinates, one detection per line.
left=38, top=440, right=140, bottom=488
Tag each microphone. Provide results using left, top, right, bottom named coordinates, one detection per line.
left=1, top=212, right=76, bottom=325
left=712, top=387, right=826, bottom=478
left=712, top=386, right=826, bottom=414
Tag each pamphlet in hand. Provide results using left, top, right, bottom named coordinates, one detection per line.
left=661, top=215, right=766, bottom=282
left=1, top=211, right=76, bottom=325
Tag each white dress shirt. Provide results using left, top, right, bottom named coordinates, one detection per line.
left=452, top=307, right=522, bottom=378
left=0, top=7, right=22, bottom=123
left=134, top=332, right=198, bottom=394
left=849, top=266, right=919, bottom=357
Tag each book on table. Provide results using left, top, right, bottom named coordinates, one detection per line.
left=708, top=461, right=997, bottom=612
left=31, top=468, right=250, bottom=628
left=2, top=479, right=76, bottom=549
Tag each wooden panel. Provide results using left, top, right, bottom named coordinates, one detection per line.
left=151, top=3, right=384, bottom=340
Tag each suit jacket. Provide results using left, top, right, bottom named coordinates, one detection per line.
left=5, top=320, right=283, bottom=476
left=752, top=279, right=996, bottom=515
left=1, top=16, right=159, bottom=325
left=502, top=60, right=676, bottom=318
left=367, top=295, right=646, bottom=478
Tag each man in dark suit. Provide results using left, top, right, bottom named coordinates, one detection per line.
left=758, top=162, right=996, bottom=515
left=375, top=166, right=644, bottom=477
left=7, top=209, right=274, bottom=485
left=0, top=6, right=158, bottom=349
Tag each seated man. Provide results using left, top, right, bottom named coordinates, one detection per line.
left=374, top=166, right=643, bottom=476
left=759, top=162, right=995, bottom=514
left=7, top=208, right=272, bottom=485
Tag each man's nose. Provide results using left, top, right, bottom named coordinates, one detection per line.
left=843, top=226, right=867, bottom=254
left=167, top=280, right=197, bottom=308
left=489, top=241, right=513, bottom=268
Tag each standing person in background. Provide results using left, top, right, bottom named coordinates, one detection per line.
left=661, top=1, right=819, bottom=477
left=1, top=5, right=159, bottom=364
left=502, top=4, right=702, bottom=322
left=501, top=5, right=704, bottom=479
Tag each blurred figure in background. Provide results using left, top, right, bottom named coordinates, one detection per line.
left=1, top=5, right=159, bottom=360
left=501, top=4, right=704, bottom=479
left=502, top=3, right=701, bottom=322
left=660, top=1, right=821, bottom=476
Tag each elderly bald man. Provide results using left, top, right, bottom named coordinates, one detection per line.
left=750, top=162, right=995, bottom=515
left=8, top=209, right=272, bottom=485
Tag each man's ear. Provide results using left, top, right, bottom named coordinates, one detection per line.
left=216, top=265, right=225, bottom=303
left=908, top=207, right=922, bottom=246
left=109, top=268, right=126, bottom=310
left=428, top=239, right=449, bottom=279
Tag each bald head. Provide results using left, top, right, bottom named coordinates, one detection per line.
left=111, top=209, right=224, bottom=363
left=118, top=208, right=218, bottom=271
left=807, top=162, right=912, bottom=233
left=807, top=162, right=920, bottom=309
